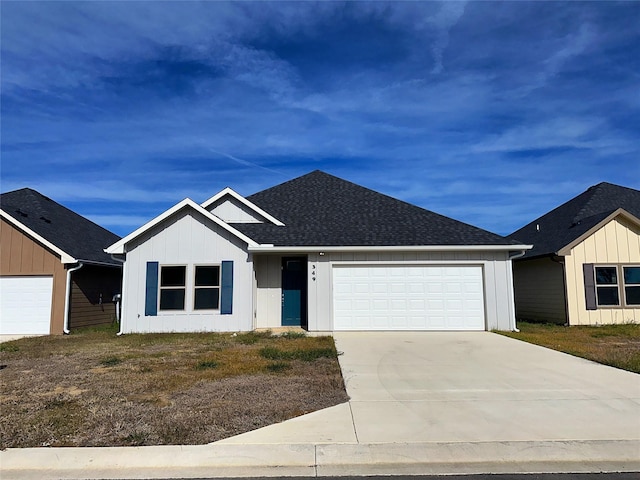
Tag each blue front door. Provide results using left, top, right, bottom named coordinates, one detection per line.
left=281, top=257, right=307, bottom=327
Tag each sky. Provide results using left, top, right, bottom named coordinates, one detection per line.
left=1, top=1, right=639, bottom=238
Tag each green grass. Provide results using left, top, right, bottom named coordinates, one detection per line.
left=497, top=322, right=640, bottom=374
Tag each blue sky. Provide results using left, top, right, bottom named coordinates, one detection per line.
left=2, top=1, right=639, bottom=238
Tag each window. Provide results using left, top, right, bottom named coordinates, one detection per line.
left=595, top=266, right=619, bottom=306
left=624, top=266, right=640, bottom=306
left=194, top=265, right=221, bottom=310
left=159, top=266, right=186, bottom=310
left=592, top=265, right=640, bottom=308
left=145, top=261, right=232, bottom=316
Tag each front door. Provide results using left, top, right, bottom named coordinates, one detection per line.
left=281, top=257, right=307, bottom=327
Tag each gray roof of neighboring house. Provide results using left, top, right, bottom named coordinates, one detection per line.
left=1, top=188, right=121, bottom=266
left=509, top=182, right=640, bottom=259
left=230, top=170, right=519, bottom=247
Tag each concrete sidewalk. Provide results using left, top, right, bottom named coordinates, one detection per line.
left=2, top=332, right=639, bottom=479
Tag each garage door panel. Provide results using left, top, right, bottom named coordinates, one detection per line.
left=333, top=265, right=485, bottom=331
left=0, top=276, right=53, bottom=335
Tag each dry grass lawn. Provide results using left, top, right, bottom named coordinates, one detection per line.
left=497, top=322, right=640, bottom=374
left=0, top=327, right=348, bottom=448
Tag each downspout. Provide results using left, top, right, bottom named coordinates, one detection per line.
left=507, top=250, right=527, bottom=332
left=63, top=263, right=84, bottom=334
left=110, top=254, right=126, bottom=336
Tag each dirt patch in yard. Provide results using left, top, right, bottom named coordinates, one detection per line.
left=0, top=328, right=348, bottom=448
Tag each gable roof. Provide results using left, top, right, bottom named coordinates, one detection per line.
left=200, top=187, right=285, bottom=225
left=1, top=188, right=121, bottom=266
left=231, top=170, right=521, bottom=248
left=106, top=198, right=259, bottom=255
left=509, top=182, right=640, bottom=259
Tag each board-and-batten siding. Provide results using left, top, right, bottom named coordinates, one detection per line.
left=254, top=250, right=517, bottom=331
left=254, top=255, right=281, bottom=328
left=565, top=216, right=640, bottom=325
left=121, top=211, right=253, bottom=333
left=513, top=257, right=566, bottom=324
left=0, top=218, right=66, bottom=334
left=208, top=197, right=266, bottom=223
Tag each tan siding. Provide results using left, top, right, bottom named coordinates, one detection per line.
left=68, top=265, right=121, bottom=329
left=565, top=217, right=640, bottom=325
left=0, top=219, right=67, bottom=334
left=513, top=257, right=566, bottom=323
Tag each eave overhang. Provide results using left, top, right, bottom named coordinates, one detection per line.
left=247, top=244, right=533, bottom=253
left=556, top=208, right=640, bottom=256
left=0, top=209, right=77, bottom=264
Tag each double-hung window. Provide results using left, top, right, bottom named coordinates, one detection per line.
left=146, top=262, right=231, bottom=316
left=194, top=265, right=221, bottom=310
left=592, top=265, right=640, bottom=307
left=623, top=266, right=640, bottom=306
left=159, top=266, right=186, bottom=310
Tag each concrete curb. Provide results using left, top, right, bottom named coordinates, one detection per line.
left=2, top=439, right=639, bottom=479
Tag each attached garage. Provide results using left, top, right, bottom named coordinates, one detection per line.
left=0, top=276, right=53, bottom=335
left=332, top=264, right=485, bottom=331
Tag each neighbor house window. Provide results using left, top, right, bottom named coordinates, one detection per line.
left=592, top=265, right=640, bottom=308
left=624, top=266, right=640, bottom=306
left=595, top=266, right=620, bottom=306
left=194, top=265, right=220, bottom=310
left=159, top=265, right=186, bottom=310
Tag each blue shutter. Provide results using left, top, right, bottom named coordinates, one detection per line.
left=221, top=261, right=233, bottom=315
left=145, top=262, right=159, bottom=316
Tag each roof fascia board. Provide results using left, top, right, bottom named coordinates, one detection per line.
left=248, top=244, right=533, bottom=253
left=557, top=208, right=640, bottom=256
left=200, top=187, right=285, bottom=226
left=105, top=198, right=259, bottom=254
left=0, top=209, right=77, bottom=264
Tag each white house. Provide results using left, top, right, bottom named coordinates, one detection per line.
left=106, top=171, right=531, bottom=333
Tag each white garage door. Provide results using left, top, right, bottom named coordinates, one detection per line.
left=333, top=265, right=485, bottom=331
left=0, top=276, right=53, bottom=335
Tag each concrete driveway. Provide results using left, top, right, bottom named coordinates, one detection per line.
left=5, top=332, right=639, bottom=478
left=219, top=331, right=640, bottom=445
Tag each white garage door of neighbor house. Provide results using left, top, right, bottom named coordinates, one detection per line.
left=332, top=265, right=485, bottom=331
left=0, top=276, right=53, bottom=335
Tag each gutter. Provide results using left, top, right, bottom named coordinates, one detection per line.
left=110, top=254, right=127, bottom=336
left=63, top=263, right=84, bottom=334
left=248, top=244, right=534, bottom=253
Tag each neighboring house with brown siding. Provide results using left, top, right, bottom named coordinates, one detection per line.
left=510, top=182, right=640, bottom=325
left=0, top=189, right=122, bottom=337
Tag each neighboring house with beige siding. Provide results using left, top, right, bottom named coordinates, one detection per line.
left=0, top=189, right=122, bottom=337
left=107, top=171, right=530, bottom=334
left=510, top=183, right=640, bottom=325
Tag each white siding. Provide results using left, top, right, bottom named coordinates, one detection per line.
left=254, top=255, right=281, bottom=328
left=121, top=211, right=253, bottom=333
left=207, top=197, right=266, bottom=223
left=304, top=250, right=515, bottom=331
left=565, top=217, right=640, bottom=325
left=513, top=257, right=566, bottom=324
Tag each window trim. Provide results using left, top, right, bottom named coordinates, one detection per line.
left=592, top=264, right=640, bottom=309
left=193, top=264, right=221, bottom=311
left=158, top=264, right=187, bottom=311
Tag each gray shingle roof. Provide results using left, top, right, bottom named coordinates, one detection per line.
left=231, top=171, right=518, bottom=247
left=1, top=188, right=121, bottom=265
left=509, top=182, right=640, bottom=259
